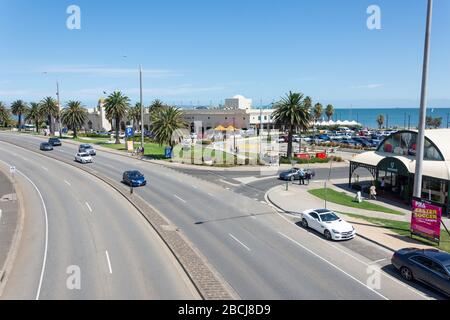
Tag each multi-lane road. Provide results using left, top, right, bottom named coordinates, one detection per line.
left=0, top=132, right=443, bottom=300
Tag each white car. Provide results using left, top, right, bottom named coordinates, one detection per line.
left=75, top=152, right=93, bottom=164
left=300, top=209, right=356, bottom=241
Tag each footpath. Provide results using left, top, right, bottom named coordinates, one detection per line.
left=266, top=179, right=438, bottom=252
left=0, top=166, right=22, bottom=296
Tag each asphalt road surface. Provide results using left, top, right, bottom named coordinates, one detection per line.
left=0, top=132, right=444, bottom=300
left=170, top=166, right=352, bottom=202
left=0, top=139, right=198, bottom=300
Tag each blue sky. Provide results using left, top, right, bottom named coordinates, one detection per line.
left=0, top=0, right=449, bottom=108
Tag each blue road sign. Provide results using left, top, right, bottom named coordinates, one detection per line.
left=125, top=127, right=134, bottom=138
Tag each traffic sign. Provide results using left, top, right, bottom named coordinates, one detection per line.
left=125, top=127, right=134, bottom=138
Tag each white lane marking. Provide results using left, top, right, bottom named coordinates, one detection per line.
left=192, top=185, right=198, bottom=189
left=85, top=202, right=93, bottom=213
left=57, top=149, right=65, bottom=153
left=270, top=205, right=431, bottom=300
left=278, top=232, right=388, bottom=300
left=174, top=195, right=187, bottom=203
left=373, top=258, right=388, bottom=264
left=229, top=233, right=251, bottom=251
left=41, top=166, right=48, bottom=171
left=0, top=160, right=49, bottom=301
left=207, top=193, right=214, bottom=197
left=251, top=216, right=257, bottom=220
left=64, top=180, right=71, bottom=186
left=105, top=250, right=113, bottom=274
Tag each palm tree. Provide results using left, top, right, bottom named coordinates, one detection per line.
left=149, top=99, right=166, bottom=115
left=152, top=106, right=187, bottom=148
left=39, top=97, right=59, bottom=135
left=61, top=101, right=88, bottom=139
left=128, top=103, right=142, bottom=131
left=325, top=104, right=334, bottom=121
left=104, top=91, right=130, bottom=144
left=10, top=100, right=29, bottom=131
left=26, top=102, right=43, bottom=133
left=0, top=102, right=11, bottom=127
left=376, top=114, right=385, bottom=129
left=313, top=103, right=323, bottom=122
left=273, top=91, right=312, bottom=160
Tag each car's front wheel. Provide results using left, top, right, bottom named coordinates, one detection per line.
left=301, top=219, right=308, bottom=229
left=324, top=230, right=332, bottom=240
left=400, top=267, right=413, bottom=281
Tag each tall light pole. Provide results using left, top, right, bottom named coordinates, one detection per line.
left=56, top=81, right=62, bottom=138
left=139, top=65, right=144, bottom=152
left=413, top=0, right=433, bottom=199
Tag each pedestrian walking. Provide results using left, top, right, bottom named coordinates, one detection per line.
left=369, top=184, right=377, bottom=200
left=380, top=178, right=385, bottom=195
left=298, top=168, right=306, bottom=185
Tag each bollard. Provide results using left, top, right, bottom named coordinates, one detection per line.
left=285, top=180, right=289, bottom=191
left=130, top=185, right=134, bottom=195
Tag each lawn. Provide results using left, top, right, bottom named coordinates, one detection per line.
left=340, top=212, right=450, bottom=253
left=308, top=188, right=405, bottom=215
left=74, top=137, right=166, bottom=159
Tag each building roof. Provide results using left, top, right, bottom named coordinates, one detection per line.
left=351, top=151, right=450, bottom=180
left=422, top=129, right=450, bottom=161
left=352, top=129, right=450, bottom=180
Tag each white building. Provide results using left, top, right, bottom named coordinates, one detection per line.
left=224, top=95, right=253, bottom=110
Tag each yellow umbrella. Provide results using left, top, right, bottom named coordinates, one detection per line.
left=225, top=125, right=236, bottom=131
left=214, top=125, right=226, bottom=131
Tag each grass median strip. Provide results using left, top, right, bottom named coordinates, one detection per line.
left=308, top=188, right=404, bottom=215
left=339, top=212, right=450, bottom=253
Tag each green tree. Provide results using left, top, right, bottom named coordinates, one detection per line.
left=26, top=102, right=43, bottom=133
left=325, top=104, right=334, bottom=121
left=128, top=103, right=142, bottom=131
left=10, top=100, right=29, bottom=131
left=61, top=101, right=88, bottom=139
left=152, top=106, right=187, bottom=148
left=376, top=114, right=385, bottom=129
left=104, top=91, right=130, bottom=144
left=149, top=99, right=166, bottom=115
left=273, top=91, right=312, bottom=160
left=39, top=97, right=59, bottom=135
left=0, top=102, right=11, bottom=127
left=313, top=103, right=323, bottom=122
left=433, top=117, right=443, bottom=129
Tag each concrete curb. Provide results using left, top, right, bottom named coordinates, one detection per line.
left=0, top=136, right=238, bottom=300
left=0, top=165, right=25, bottom=297
left=264, top=185, right=398, bottom=253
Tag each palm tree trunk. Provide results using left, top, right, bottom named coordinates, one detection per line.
left=115, top=116, right=120, bottom=144
left=18, top=114, right=22, bottom=131
left=287, top=125, right=293, bottom=160
left=36, top=120, right=39, bottom=134
left=48, top=115, right=53, bottom=135
left=73, top=127, right=77, bottom=139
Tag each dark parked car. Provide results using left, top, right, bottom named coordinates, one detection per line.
left=279, top=168, right=315, bottom=181
left=48, top=137, right=62, bottom=146
left=352, top=137, right=372, bottom=148
left=122, top=171, right=147, bottom=187
left=79, top=144, right=96, bottom=156
left=40, top=142, right=53, bottom=151
left=392, top=248, right=450, bottom=296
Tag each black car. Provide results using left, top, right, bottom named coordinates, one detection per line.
left=40, top=142, right=53, bottom=151
left=48, top=137, right=62, bottom=146
left=122, top=171, right=147, bottom=187
left=392, top=248, right=450, bottom=296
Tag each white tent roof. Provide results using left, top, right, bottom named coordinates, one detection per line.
left=352, top=151, right=450, bottom=180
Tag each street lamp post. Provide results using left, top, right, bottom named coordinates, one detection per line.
left=56, top=81, right=62, bottom=138
left=139, top=65, right=144, bottom=153
left=413, top=0, right=433, bottom=199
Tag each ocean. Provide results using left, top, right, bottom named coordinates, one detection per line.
left=330, top=108, right=450, bottom=129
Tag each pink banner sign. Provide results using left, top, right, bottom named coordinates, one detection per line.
left=411, top=199, right=442, bottom=242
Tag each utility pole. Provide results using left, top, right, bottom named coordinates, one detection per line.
left=413, top=0, right=433, bottom=199
left=447, top=113, right=449, bottom=129
left=139, top=65, right=144, bottom=153
left=408, top=115, right=411, bottom=130
left=56, top=81, right=62, bottom=138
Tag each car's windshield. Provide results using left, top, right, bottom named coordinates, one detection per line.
left=319, top=212, right=340, bottom=222
left=129, top=172, right=143, bottom=178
